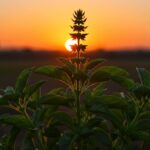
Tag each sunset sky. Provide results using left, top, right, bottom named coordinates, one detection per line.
left=0, top=0, right=150, bottom=51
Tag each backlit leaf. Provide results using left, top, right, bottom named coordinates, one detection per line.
left=39, top=94, right=73, bottom=105
left=132, top=131, right=150, bottom=142
left=85, top=58, right=105, bottom=70
left=92, top=128, right=112, bottom=146
left=90, top=66, right=129, bottom=83
left=0, top=114, right=33, bottom=129
left=136, top=68, right=150, bottom=87
left=52, top=111, right=73, bottom=129
left=15, top=68, right=32, bottom=94
left=59, top=133, right=74, bottom=150
left=20, top=134, right=35, bottom=150
left=35, top=65, right=65, bottom=80
left=132, top=85, right=150, bottom=99
left=24, top=80, right=45, bottom=98
left=111, top=76, right=135, bottom=89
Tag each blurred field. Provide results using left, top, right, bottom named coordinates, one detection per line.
left=0, top=50, right=150, bottom=90
left=0, top=59, right=63, bottom=94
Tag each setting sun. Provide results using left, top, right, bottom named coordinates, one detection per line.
left=65, top=39, right=78, bottom=51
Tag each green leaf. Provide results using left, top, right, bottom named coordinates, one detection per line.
left=0, top=96, right=10, bottom=105
left=87, top=117, right=103, bottom=127
left=44, top=126, right=60, bottom=137
left=32, top=106, right=57, bottom=126
left=59, top=58, right=76, bottom=72
left=111, top=76, right=135, bottom=89
left=102, top=95, right=127, bottom=108
left=137, top=119, right=150, bottom=130
left=3, top=86, right=15, bottom=95
left=20, top=134, right=35, bottom=150
left=0, top=96, right=18, bottom=106
left=106, top=112, right=124, bottom=132
left=77, top=127, right=93, bottom=137
left=52, top=111, right=73, bottom=129
left=90, top=66, right=129, bottom=83
left=24, top=80, right=45, bottom=98
left=35, top=65, right=64, bottom=79
left=90, top=95, right=127, bottom=109
left=27, top=90, right=40, bottom=109
left=132, top=85, right=150, bottom=99
left=132, top=131, right=150, bottom=142
left=140, top=111, right=150, bottom=118
left=88, top=105, right=124, bottom=132
left=100, top=66, right=129, bottom=76
left=39, top=94, right=73, bottom=105
left=73, top=70, right=88, bottom=82
left=126, top=101, right=137, bottom=120
left=84, top=58, right=105, bottom=70
left=48, top=88, right=64, bottom=95
left=93, top=83, right=107, bottom=96
left=92, top=128, right=112, bottom=146
left=15, top=68, right=32, bottom=94
left=136, top=68, right=150, bottom=87
left=71, top=57, right=87, bottom=64
left=30, top=87, right=41, bottom=102
left=0, top=127, right=20, bottom=150
left=32, top=107, right=47, bottom=126
left=0, top=87, right=17, bottom=105
left=110, top=109, right=124, bottom=122
left=8, top=127, right=20, bottom=149
left=0, top=114, right=33, bottom=129
left=59, top=133, right=73, bottom=150
left=60, top=65, right=73, bottom=80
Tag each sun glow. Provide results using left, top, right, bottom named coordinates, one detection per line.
left=65, top=39, right=78, bottom=51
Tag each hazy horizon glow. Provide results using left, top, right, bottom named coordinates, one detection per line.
left=0, top=0, right=150, bottom=51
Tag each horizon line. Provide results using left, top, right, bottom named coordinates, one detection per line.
left=0, top=46, right=150, bottom=52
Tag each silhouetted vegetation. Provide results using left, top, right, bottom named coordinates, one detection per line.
left=0, top=10, right=150, bottom=150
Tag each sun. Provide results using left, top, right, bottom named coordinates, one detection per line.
left=65, top=39, right=77, bottom=51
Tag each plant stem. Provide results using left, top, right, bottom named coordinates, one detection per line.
left=140, top=141, right=144, bottom=150
left=76, top=86, right=80, bottom=124
left=76, top=37, right=81, bottom=125
left=37, top=130, right=46, bottom=150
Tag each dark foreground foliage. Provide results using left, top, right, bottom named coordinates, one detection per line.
left=0, top=9, right=149, bottom=150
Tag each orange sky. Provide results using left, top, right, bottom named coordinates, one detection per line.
left=0, top=0, right=150, bottom=51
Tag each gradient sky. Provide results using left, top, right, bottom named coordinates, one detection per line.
left=0, top=0, right=150, bottom=51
